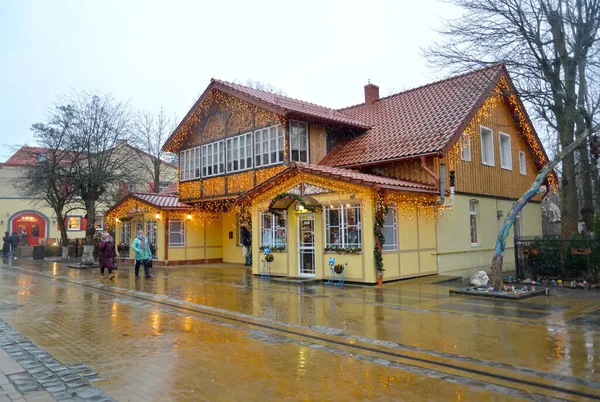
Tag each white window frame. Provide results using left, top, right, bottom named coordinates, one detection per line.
left=325, top=204, right=362, bottom=248
left=120, top=221, right=131, bottom=246
left=168, top=219, right=185, bottom=247
left=382, top=204, right=398, bottom=251
left=289, top=120, right=309, bottom=163
left=460, top=133, right=471, bottom=162
left=499, top=132, right=512, bottom=170
left=469, top=200, right=479, bottom=246
left=180, top=146, right=201, bottom=181
left=226, top=132, right=253, bottom=173
left=254, top=125, right=284, bottom=168
left=202, top=140, right=224, bottom=177
left=480, top=126, right=495, bottom=166
left=260, top=211, right=287, bottom=248
left=66, top=216, right=82, bottom=231
left=519, top=151, right=527, bottom=175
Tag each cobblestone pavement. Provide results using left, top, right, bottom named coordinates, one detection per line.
left=0, top=259, right=599, bottom=400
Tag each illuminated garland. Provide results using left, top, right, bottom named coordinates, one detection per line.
left=373, top=191, right=388, bottom=273
left=268, top=192, right=320, bottom=213
left=324, top=246, right=362, bottom=254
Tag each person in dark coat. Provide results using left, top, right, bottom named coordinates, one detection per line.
left=2, top=232, right=10, bottom=258
left=9, top=232, right=20, bottom=259
left=99, top=232, right=116, bottom=280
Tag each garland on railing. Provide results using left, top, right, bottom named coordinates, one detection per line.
left=259, top=246, right=287, bottom=252
left=324, top=246, right=362, bottom=254
left=374, top=191, right=388, bottom=273
left=268, top=192, right=320, bottom=213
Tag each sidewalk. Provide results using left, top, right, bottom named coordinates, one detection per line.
left=0, top=348, right=54, bottom=402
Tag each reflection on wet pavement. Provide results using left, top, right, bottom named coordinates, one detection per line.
left=0, top=259, right=599, bottom=400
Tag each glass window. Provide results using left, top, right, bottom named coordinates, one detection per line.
left=94, top=216, right=104, bottom=231
left=469, top=201, right=478, bottom=245
left=120, top=221, right=131, bottom=246
left=260, top=212, right=287, bottom=248
left=519, top=151, right=527, bottom=175
left=226, top=132, right=253, bottom=173
left=325, top=204, right=362, bottom=248
left=480, top=127, right=494, bottom=166
left=67, top=216, right=81, bottom=231
left=290, top=121, right=308, bottom=162
left=179, top=146, right=201, bottom=181
left=201, top=141, right=224, bottom=177
left=499, top=133, right=512, bottom=170
left=168, top=219, right=185, bottom=247
left=382, top=205, right=398, bottom=251
left=460, top=132, right=471, bottom=162
left=254, top=125, right=284, bottom=167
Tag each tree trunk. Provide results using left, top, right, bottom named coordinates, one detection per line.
left=560, top=146, right=579, bottom=237
left=578, top=148, right=595, bottom=231
left=81, top=200, right=96, bottom=265
left=61, top=246, right=69, bottom=260
left=490, top=254, right=503, bottom=290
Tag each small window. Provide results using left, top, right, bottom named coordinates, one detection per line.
left=260, top=212, right=287, bottom=248
left=168, top=219, right=185, bottom=247
left=460, top=133, right=471, bottom=162
left=94, top=216, right=104, bottom=231
left=519, top=151, right=527, bottom=175
left=382, top=205, right=398, bottom=251
left=469, top=201, right=478, bottom=245
left=67, top=216, right=82, bottom=231
left=290, top=121, right=309, bottom=163
left=499, top=133, right=512, bottom=170
left=480, top=127, right=494, bottom=166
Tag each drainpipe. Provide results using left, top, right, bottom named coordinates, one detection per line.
left=438, top=163, right=455, bottom=208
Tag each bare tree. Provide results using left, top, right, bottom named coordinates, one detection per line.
left=426, top=0, right=600, bottom=237
left=65, top=92, right=134, bottom=265
left=15, top=106, right=79, bottom=259
left=234, top=79, right=286, bottom=96
left=130, top=107, right=178, bottom=193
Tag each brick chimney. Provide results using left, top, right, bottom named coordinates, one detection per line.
left=364, top=82, right=379, bottom=104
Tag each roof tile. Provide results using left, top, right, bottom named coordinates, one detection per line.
left=131, top=193, right=190, bottom=209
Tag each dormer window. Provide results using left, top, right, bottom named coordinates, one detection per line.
left=290, top=121, right=309, bottom=163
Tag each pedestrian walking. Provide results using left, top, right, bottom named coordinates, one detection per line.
left=9, top=231, right=20, bottom=259
left=99, top=232, right=116, bottom=280
left=2, top=232, right=10, bottom=259
left=132, top=230, right=152, bottom=278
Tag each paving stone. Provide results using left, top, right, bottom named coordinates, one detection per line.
left=75, top=388, right=100, bottom=399
left=39, top=380, right=61, bottom=388
left=58, top=374, right=80, bottom=382
left=26, top=367, right=47, bottom=375
left=16, top=384, right=39, bottom=393
left=8, top=374, right=30, bottom=381
left=65, top=379, right=88, bottom=388
left=45, top=384, right=66, bottom=393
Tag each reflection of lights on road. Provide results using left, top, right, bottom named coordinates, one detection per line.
left=296, top=348, right=307, bottom=375
left=152, top=311, right=160, bottom=333
left=183, top=316, right=192, bottom=332
left=111, top=302, right=118, bottom=319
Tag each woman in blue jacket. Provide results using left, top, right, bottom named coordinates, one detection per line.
left=131, top=230, right=153, bottom=278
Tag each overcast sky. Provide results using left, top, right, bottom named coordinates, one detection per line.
left=0, top=0, right=461, bottom=162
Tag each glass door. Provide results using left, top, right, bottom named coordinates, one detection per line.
left=298, top=215, right=315, bottom=277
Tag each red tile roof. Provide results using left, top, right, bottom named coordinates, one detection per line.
left=159, top=181, right=179, bottom=195
left=2, top=146, right=76, bottom=167
left=131, top=193, right=190, bottom=209
left=323, top=65, right=505, bottom=167
left=211, top=79, right=368, bottom=129
left=293, top=162, right=436, bottom=192
left=236, top=161, right=437, bottom=203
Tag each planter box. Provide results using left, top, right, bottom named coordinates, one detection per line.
left=449, top=286, right=546, bottom=300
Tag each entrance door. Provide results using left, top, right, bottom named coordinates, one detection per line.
left=298, top=215, right=315, bottom=277
left=12, top=214, right=46, bottom=246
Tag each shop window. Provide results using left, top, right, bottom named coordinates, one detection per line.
left=260, top=212, right=287, bottom=248
left=67, top=216, right=82, bottom=231
left=168, top=219, right=185, bottom=247
left=325, top=204, right=362, bottom=248
left=382, top=205, right=397, bottom=251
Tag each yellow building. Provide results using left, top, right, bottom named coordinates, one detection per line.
left=107, top=64, right=554, bottom=283
left=0, top=142, right=178, bottom=247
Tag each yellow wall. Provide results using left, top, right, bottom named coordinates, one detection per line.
left=221, top=211, right=245, bottom=264
left=436, top=194, right=542, bottom=277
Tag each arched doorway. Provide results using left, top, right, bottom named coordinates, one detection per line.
left=11, top=213, right=47, bottom=246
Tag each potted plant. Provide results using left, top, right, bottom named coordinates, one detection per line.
left=334, top=263, right=346, bottom=274
left=265, top=254, right=274, bottom=262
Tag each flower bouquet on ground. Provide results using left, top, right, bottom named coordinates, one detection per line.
left=334, top=263, right=346, bottom=274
